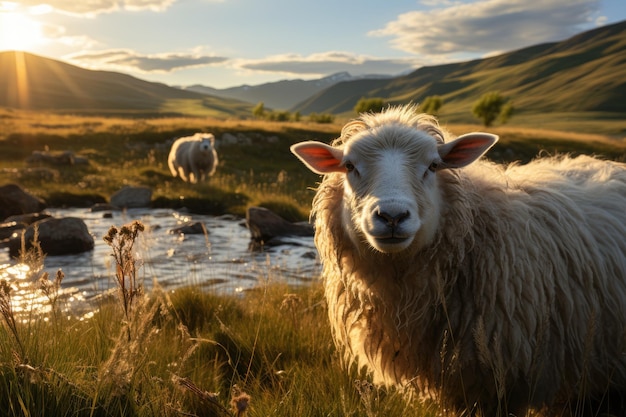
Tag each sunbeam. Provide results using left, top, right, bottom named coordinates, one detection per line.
left=0, top=12, right=45, bottom=51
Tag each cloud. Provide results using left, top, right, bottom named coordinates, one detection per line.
left=372, top=0, right=601, bottom=58
left=66, top=49, right=229, bottom=72
left=239, top=51, right=420, bottom=76
left=14, top=0, right=177, bottom=16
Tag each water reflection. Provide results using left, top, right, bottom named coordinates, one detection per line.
left=0, top=208, right=320, bottom=316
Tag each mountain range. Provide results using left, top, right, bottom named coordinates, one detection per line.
left=292, top=19, right=626, bottom=120
left=185, top=72, right=393, bottom=110
left=0, top=19, right=624, bottom=121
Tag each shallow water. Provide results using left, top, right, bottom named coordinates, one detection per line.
left=0, top=208, right=320, bottom=315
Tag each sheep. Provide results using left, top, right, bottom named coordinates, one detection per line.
left=290, top=105, right=626, bottom=416
left=168, top=133, right=218, bottom=183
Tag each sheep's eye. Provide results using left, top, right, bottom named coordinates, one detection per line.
left=423, top=161, right=439, bottom=179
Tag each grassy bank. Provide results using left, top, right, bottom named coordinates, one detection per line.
left=1, top=109, right=625, bottom=222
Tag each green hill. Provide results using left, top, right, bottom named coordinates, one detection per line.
left=292, top=20, right=626, bottom=122
left=0, top=51, right=252, bottom=117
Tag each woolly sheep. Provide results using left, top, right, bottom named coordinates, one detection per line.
left=168, top=133, right=218, bottom=183
left=291, top=105, right=626, bottom=416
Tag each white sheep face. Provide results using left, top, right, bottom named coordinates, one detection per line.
left=340, top=128, right=442, bottom=253
left=197, top=137, right=215, bottom=153
left=292, top=122, right=498, bottom=254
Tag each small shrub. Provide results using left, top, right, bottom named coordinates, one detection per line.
left=308, top=112, right=335, bottom=124
left=354, top=97, right=386, bottom=114
left=420, top=95, right=443, bottom=115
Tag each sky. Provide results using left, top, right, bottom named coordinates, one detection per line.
left=0, top=0, right=624, bottom=89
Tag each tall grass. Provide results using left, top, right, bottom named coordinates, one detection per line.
left=0, top=219, right=431, bottom=417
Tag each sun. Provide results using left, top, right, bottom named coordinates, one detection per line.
left=0, top=12, right=45, bottom=51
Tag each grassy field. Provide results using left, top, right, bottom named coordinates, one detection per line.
left=0, top=108, right=341, bottom=221
left=0, top=230, right=432, bottom=417
left=1, top=109, right=626, bottom=416
left=1, top=108, right=625, bottom=222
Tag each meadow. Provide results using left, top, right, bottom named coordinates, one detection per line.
left=1, top=109, right=626, bottom=416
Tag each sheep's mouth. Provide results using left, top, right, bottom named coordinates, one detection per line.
left=370, top=236, right=413, bottom=253
left=375, top=237, right=409, bottom=244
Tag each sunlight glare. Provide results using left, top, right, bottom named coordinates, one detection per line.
left=0, top=12, right=45, bottom=51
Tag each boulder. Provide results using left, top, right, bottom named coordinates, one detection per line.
left=5, top=212, right=52, bottom=225
left=110, top=186, right=152, bottom=208
left=0, top=221, right=25, bottom=241
left=169, top=221, right=208, bottom=235
left=0, top=184, right=46, bottom=221
left=246, top=206, right=313, bottom=246
left=8, top=217, right=94, bottom=257
left=0, top=213, right=52, bottom=242
left=90, top=203, right=119, bottom=212
left=26, top=150, right=89, bottom=165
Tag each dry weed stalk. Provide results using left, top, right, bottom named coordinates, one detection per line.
left=280, top=293, right=303, bottom=328
left=18, top=224, right=45, bottom=279
left=230, top=385, right=251, bottom=417
left=0, top=279, right=25, bottom=359
left=97, top=295, right=160, bottom=399
left=38, top=269, right=64, bottom=320
left=354, top=379, right=379, bottom=417
left=171, top=374, right=252, bottom=417
left=103, top=220, right=145, bottom=333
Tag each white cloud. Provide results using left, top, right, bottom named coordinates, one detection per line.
left=371, top=0, right=601, bottom=58
left=66, top=49, right=229, bottom=72
left=6, top=0, right=177, bottom=16
left=239, top=51, right=421, bottom=76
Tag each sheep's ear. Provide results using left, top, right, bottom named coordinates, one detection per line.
left=290, top=141, right=346, bottom=174
left=438, top=133, right=498, bottom=168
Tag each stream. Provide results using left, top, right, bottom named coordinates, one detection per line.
left=0, top=208, right=321, bottom=316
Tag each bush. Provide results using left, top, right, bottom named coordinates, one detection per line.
left=499, top=101, right=515, bottom=124
left=252, top=102, right=265, bottom=119
left=308, top=112, right=335, bottom=124
left=472, top=91, right=514, bottom=127
left=266, top=111, right=292, bottom=122
left=420, top=96, right=443, bottom=115
left=354, top=97, right=386, bottom=114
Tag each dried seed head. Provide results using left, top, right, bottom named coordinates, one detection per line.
left=104, top=226, right=118, bottom=244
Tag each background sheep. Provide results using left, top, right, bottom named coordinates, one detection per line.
left=168, top=133, right=218, bottom=183
left=291, top=105, right=626, bottom=416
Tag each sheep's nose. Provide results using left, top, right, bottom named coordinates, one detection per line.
left=376, top=210, right=410, bottom=228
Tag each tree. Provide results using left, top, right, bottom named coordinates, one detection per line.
left=499, top=101, right=514, bottom=124
left=354, top=97, right=386, bottom=114
left=252, top=102, right=265, bottom=119
left=420, top=96, right=443, bottom=115
left=472, top=92, right=508, bottom=127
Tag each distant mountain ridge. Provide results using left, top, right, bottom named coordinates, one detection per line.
left=292, top=20, right=626, bottom=119
left=0, top=51, right=252, bottom=117
left=185, top=72, right=394, bottom=110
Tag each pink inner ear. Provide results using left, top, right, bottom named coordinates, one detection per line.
left=302, top=146, right=334, bottom=157
left=303, top=147, right=341, bottom=168
left=441, top=134, right=498, bottom=168
left=444, top=140, right=483, bottom=165
left=292, top=142, right=346, bottom=174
